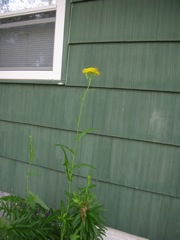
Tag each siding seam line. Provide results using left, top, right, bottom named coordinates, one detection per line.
left=64, top=84, right=180, bottom=94
left=69, top=40, right=180, bottom=45
left=0, top=119, right=179, bottom=148
left=0, top=155, right=179, bottom=200
left=0, top=119, right=180, bottom=147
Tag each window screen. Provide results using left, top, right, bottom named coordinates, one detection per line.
left=0, top=11, right=55, bottom=70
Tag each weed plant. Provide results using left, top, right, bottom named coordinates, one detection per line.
left=0, top=68, right=106, bottom=240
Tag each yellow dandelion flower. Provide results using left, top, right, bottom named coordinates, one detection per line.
left=82, top=67, right=100, bottom=76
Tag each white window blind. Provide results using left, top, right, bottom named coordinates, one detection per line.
left=0, top=13, right=55, bottom=70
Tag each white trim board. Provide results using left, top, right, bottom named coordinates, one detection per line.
left=104, top=227, right=148, bottom=240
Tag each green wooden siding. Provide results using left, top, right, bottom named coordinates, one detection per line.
left=67, top=43, right=180, bottom=91
left=0, top=120, right=179, bottom=197
left=70, top=0, right=180, bottom=42
left=0, top=85, right=179, bottom=145
left=0, top=0, right=179, bottom=240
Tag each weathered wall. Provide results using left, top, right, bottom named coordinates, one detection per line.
left=0, top=1, right=179, bottom=239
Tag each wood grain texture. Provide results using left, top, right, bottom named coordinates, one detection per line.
left=0, top=85, right=179, bottom=145
left=94, top=181, right=180, bottom=240
left=70, top=0, right=159, bottom=42
left=70, top=0, right=180, bottom=42
left=66, top=43, right=180, bottom=91
left=0, top=155, right=179, bottom=239
left=0, top=120, right=179, bottom=197
left=0, top=0, right=179, bottom=239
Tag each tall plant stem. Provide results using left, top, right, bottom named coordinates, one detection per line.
left=26, top=136, right=34, bottom=195
left=73, top=77, right=92, bottom=167
left=67, top=77, right=92, bottom=199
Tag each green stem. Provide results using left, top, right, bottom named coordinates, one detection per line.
left=26, top=166, right=30, bottom=195
left=66, top=77, right=92, bottom=212
left=72, top=77, right=92, bottom=168
left=26, top=136, right=34, bottom=196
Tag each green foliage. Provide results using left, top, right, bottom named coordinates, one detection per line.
left=68, top=177, right=106, bottom=240
left=0, top=68, right=106, bottom=239
left=56, top=69, right=106, bottom=240
left=75, top=128, right=98, bottom=141
left=0, top=195, right=60, bottom=240
left=0, top=137, right=58, bottom=239
left=26, top=191, right=49, bottom=211
left=56, top=144, right=75, bottom=182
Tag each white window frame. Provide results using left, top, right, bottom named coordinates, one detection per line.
left=0, top=0, right=66, bottom=82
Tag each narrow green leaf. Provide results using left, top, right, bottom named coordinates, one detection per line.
left=26, top=193, right=35, bottom=210
left=75, top=128, right=98, bottom=141
left=56, top=144, right=73, bottom=182
left=73, top=163, right=96, bottom=170
left=27, top=191, right=49, bottom=210
left=29, top=136, right=34, bottom=164
left=55, top=144, right=74, bottom=155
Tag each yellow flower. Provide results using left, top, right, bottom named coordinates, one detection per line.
left=82, top=67, right=100, bottom=76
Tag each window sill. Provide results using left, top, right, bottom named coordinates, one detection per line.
left=0, top=79, right=65, bottom=85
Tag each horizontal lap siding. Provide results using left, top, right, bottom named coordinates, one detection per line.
left=0, top=155, right=179, bottom=240
left=0, top=85, right=179, bottom=145
left=70, top=0, right=159, bottom=42
left=0, top=0, right=179, bottom=240
left=0, top=121, right=179, bottom=197
left=67, top=43, right=180, bottom=91
left=96, top=183, right=180, bottom=240
left=0, top=156, right=68, bottom=207
left=70, top=0, right=180, bottom=42
left=68, top=1, right=180, bottom=239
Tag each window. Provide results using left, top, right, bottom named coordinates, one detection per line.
left=0, top=0, right=66, bottom=82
